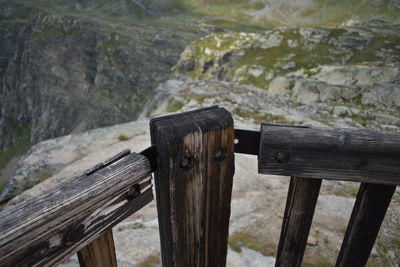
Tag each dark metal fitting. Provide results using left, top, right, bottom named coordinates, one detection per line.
left=212, top=148, right=226, bottom=162
left=274, top=151, right=290, bottom=163
left=180, top=156, right=193, bottom=172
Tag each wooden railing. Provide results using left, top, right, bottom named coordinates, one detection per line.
left=0, top=151, right=153, bottom=267
left=0, top=106, right=399, bottom=267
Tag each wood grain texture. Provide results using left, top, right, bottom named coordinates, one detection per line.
left=275, top=177, right=322, bottom=267
left=258, top=124, right=400, bottom=185
left=77, top=230, right=117, bottom=267
left=336, top=183, right=396, bottom=267
left=0, top=152, right=153, bottom=267
left=150, top=106, right=235, bottom=267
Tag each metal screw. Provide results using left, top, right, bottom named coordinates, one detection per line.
left=274, top=151, right=290, bottom=163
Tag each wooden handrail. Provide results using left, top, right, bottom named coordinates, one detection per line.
left=0, top=152, right=153, bottom=267
left=257, top=123, right=400, bottom=267
left=258, top=123, right=400, bottom=185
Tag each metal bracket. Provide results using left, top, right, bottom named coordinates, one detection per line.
left=234, top=129, right=260, bottom=156
left=137, top=129, right=260, bottom=173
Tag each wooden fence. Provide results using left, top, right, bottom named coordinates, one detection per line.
left=0, top=106, right=398, bottom=267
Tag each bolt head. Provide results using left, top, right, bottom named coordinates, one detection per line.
left=274, top=151, right=290, bottom=163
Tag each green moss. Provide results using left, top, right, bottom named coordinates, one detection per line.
left=118, top=134, right=131, bottom=141
left=180, top=93, right=208, bottom=103
left=302, top=258, right=333, bottom=267
left=166, top=99, right=184, bottom=113
left=0, top=180, right=5, bottom=194
left=179, top=93, right=208, bottom=104
left=0, top=118, right=31, bottom=171
left=99, top=32, right=129, bottom=58
left=140, top=255, right=161, bottom=267
left=192, top=94, right=207, bottom=103
left=34, top=166, right=53, bottom=183
left=340, top=112, right=377, bottom=127
left=349, top=32, right=400, bottom=65
left=229, top=231, right=267, bottom=255
left=333, top=184, right=360, bottom=198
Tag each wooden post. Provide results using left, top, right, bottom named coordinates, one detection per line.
left=275, top=177, right=322, bottom=267
left=150, top=107, right=235, bottom=267
left=77, top=230, right=117, bottom=267
left=336, top=183, right=396, bottom=267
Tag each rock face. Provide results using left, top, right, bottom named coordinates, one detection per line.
left=0, top=1, right=208, bottom=164
left=174, top=22, right=400, bottom=130
left=1, top=2, right=399, bottom=265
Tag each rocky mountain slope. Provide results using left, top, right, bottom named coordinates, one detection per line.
left=173, top=21, right=400, bottom=130
left=180, top=0, right=400, bottom=27
left=0, top=0, right=211, bottom=175
left=1, top=0, right=399, bottom=179
left=0, top=2, right=399, bottom=265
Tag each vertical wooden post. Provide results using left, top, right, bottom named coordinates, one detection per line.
left=276, top=177, right=322, bottom=267
left=336, top=183, right=395, bottom=267
left=150, top=107, right=235, bottom=267
left=77, top=230, right=118, bottom=267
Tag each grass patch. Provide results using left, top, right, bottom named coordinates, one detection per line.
left=234, top=108, right=292, bottom=124
left=180, top=93, right=208, bottom=103
left=166, top=99, right=184, bottom=113
left=0, top=180, right=5, bottom=194
left=191, top=94, right=208, bottom=103
left=140, top=255, right=161, bottom=267
left=118, top=134, right=131, bottom=141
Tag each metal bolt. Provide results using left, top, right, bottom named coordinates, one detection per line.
left=180, top=156, right=193, bottom=171
left=337, top=134, right=346, bottom=145
left=274, top=151, right=290, bottom=163
left=212, top=149, right=226, bottom=162
left=181, top=158, right=190, bottom=167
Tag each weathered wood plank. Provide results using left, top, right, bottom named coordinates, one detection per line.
left=0, top=152, right=153, bottom=267
left=77, top=230, right=118, bottom=267
left=258, top=124, right=400, bottom=185
left=275, top=177, right=322, bottom=267
left=150, top=106, right=235, bottom=267
left=336, top=183, right=396, bottom=267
